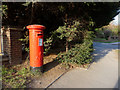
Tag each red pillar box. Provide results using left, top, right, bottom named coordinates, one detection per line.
left=27, top=25, right=45, bottom=73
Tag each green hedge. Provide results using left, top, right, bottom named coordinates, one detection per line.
left=56, top=31, right=94, bottom=66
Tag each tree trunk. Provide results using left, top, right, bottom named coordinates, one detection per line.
left=30, top=2, right=35, bottom=24
left=65, top=14, right=69, bottom=53
left=66, top=40, right=68, bottom=53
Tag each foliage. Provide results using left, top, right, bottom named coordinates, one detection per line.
left=2, top=5, right=8, bottom=17
left=2, top=2, right=119, bottom=54
left=2, top=2, right=119, bottom=30
left=2, top=2, right=119, bottom=71
left=56, top=21, right=82, bottom=52
left=44, top=30, right=60, bottom=54
left=110, top=25, right=119, bottom=36
left=56, top=21, right=80, bottom=41
left=44, top=38, right=52, bottom=55
left=56, top=31, right=94, bottom=66
left=95, top=28, right=105, bottom=38
left=104, top=30, right=112, bottom=40
left=2, top=65, right=34, bottom=88
left=44, top=20, right=87, bottom=54
left=95, top=24, right=119, bottom=40
left=19, top=34, right=29, bottom=53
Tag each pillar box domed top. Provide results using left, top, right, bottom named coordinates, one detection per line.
left=27, top=25, right=46, bottom=31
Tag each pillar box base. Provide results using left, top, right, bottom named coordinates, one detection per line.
left=27, top=25, right=45, bottom=74
left=30, top=66, right=43, bottom=73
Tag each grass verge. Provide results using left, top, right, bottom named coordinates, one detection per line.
left=94, top=38, right=120, bottom=43
left=2, top=60, right=35, bottom=88
left=95, top=41, right=120, bottom=43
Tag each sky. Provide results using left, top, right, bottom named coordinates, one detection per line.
left=110, top=13, right=120, bottom=26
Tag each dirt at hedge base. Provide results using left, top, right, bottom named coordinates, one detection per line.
left=27, top=54, right=69, bottom=88
left=2, top=52, right=88, bottom=88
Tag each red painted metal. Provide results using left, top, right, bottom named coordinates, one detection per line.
left=27, top=25, right=45, bottom=68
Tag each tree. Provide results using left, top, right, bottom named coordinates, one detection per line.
left=56, top=21, right=80, bottom=52
left=2, top=2, right=119, bottom=51
left=2, top=2, right=119, bottom=30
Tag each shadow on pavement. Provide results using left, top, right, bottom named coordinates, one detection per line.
left=113, top=77, right=119, bottom=89
left=92, top=42, right=118, bottom=63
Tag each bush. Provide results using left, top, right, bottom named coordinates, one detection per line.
left=95, top=28, right=105, bottom=38
left=103, top=29, right=112, bottom=40
left=56, top=31, right=94, bottom=66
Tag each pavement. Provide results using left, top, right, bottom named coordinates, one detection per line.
left=110, top=42, right=120, bottom=45
left=49, top=42, right=119, bottom=88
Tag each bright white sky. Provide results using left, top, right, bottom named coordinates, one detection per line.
left=110, top=13, right=120, bottom=25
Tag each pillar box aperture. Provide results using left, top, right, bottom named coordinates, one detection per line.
left=27, top=25, right=45, bottom=73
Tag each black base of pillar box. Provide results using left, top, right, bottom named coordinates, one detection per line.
left=30, top=66, right=43, bottom=73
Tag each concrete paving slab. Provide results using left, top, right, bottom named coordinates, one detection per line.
left=49, top=42, right=119, bottom=88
